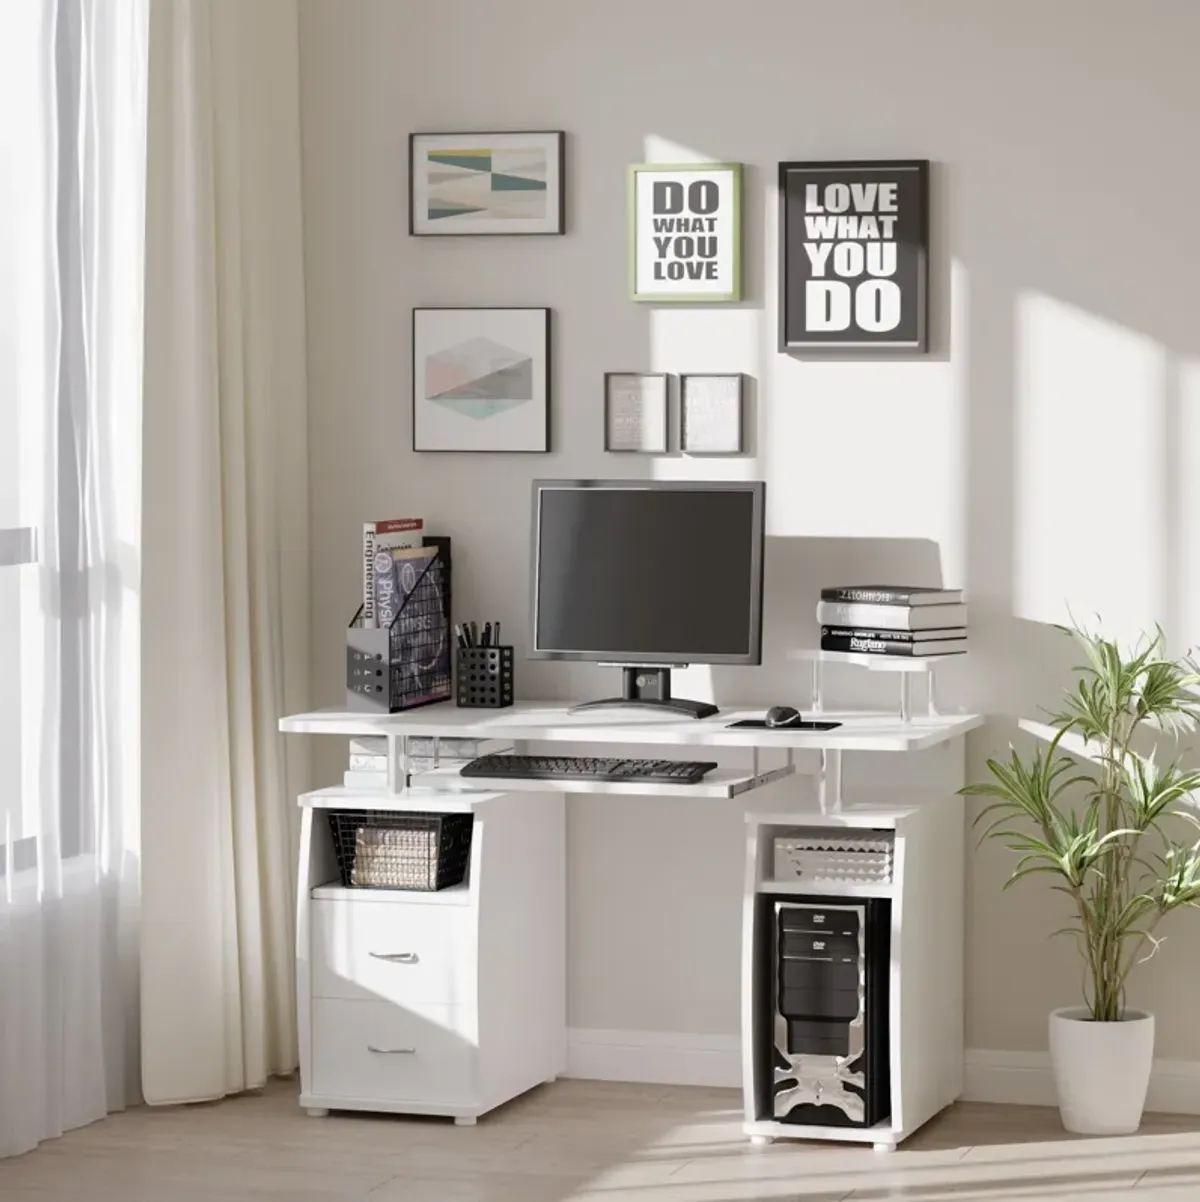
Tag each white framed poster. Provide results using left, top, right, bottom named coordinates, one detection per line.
left=604, top=373, right=669, bottom=453
left=412, top=308, right=550, bottom=452
left=680, top=373, right=744, bottom=454
left=410, top=131, right=565, bottom=236
left=629, top=163, right=742, bottom=303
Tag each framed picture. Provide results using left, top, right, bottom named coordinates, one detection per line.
left=779, top=159, right=928, bottom=352
left=604, top=373, right=669, bottom=453
left=413, top=308, right=550, bottom=452
left=409, top=131, right=565, bottom=236
left=680, top=373, right=744, bottom=454
left=628, top=163, right=742, bottom=303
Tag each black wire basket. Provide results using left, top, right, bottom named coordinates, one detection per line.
left=327, top=810, right=473, bottom=892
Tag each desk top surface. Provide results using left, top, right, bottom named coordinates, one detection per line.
left=280, top=701, right=983, bottom=753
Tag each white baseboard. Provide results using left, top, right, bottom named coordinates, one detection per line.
left=964, top=1049, right=1200, bottom=1115
left=567, top=1028, right=741, bottom=1088
left=567, top=1030, right=1200, bottom=1114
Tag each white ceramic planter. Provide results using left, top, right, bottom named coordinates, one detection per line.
left=1049, top=1007, right=1155, bottom=1135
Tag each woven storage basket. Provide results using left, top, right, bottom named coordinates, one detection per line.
left=327, top=810, right=473, bottom=891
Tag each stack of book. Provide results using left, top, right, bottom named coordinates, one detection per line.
left=344, top=736, right=389, bottom=788
left=816, top=585, right=967, bottom=658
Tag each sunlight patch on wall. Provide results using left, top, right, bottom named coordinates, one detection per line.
left=1013, top=293, right=1166, bottom=639
left=648, top=307, right=761, bottom=487
left=761, top=262, right=965, bottom=554
left=642, top=136, right=716, bottom=165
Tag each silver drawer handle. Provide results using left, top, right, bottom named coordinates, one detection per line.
left=368, top=1045, right=416, bottom=1055
left=368, top=951, right=418, bottom=964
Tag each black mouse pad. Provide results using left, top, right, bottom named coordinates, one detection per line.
left=726, top=718, right=843, bottom=731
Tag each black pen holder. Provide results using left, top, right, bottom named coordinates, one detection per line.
left=456, top=646, right=515, bottom=709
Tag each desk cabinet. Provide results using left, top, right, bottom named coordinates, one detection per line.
left=280, top=700, right=983, bottom=1145
left=296, top=790, right=565, bottom=1123
left=741, top=793, right=965, bottom=1150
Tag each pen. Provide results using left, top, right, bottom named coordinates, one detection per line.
left=482, top=622, right=492, bottom=647
left=493, top=621, right=501, bottom=646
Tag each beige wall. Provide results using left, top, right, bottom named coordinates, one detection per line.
left=296, top=0, right=1200, bottom=1056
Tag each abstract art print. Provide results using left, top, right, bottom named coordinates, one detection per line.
left=413, top=308, right=551, bottom=452
left=410, top=131, right=565, bottom=236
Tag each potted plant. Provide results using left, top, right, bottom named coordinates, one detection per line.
left=963, top=619, right=1200, bottom=1134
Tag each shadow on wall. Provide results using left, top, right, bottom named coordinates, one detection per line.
left=702, top=535, right=943, bottom=709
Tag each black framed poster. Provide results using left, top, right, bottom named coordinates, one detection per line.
left=779, top=160, right=928, bottom=353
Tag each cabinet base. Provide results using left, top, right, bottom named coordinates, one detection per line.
left=743, top=1119, right=902, bottom=1146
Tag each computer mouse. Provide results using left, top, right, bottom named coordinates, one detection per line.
left=765, top=705, right=803, bottom=729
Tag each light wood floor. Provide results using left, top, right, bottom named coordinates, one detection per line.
left=4, top=1077, right=1200, bottom=1201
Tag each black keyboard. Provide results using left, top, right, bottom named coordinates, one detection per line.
left=459, top=754, right=719, bottom=785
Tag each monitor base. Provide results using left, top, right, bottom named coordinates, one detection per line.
left=567, top=667, right=718, bottom=720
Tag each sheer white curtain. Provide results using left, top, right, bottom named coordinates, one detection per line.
left=0, top=0, right=147, bottom=1159
left=140, top=0, right=310, bottom=1104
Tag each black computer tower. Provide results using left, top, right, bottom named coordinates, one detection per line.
left=765, top=898, right=891, bottom=1128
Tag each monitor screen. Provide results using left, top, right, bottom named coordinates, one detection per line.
left=531, top=480, right=764, bottom=665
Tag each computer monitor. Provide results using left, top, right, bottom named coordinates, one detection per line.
left=530, top=479, right=765, bottom=718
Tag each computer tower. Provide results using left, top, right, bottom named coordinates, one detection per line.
left=768, top=898, right=891, bottom=1127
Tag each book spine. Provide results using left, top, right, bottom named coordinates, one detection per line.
left=343, top=769, right=386, bottom=789
left=821, top=634, right=922, bottom=656
left=821, top=626, right=919, bottom=643
left=820, top=587, right=919, bottom=604
left=817, top=602, right=913, bottom=629
left=362, top=523, right=377, bottom=627
left=349, top=753, right=388, bottom=771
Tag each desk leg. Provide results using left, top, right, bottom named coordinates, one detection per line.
left=819, top=749, right=842, bottom=813
left=810, top=661, right=824, bottom=714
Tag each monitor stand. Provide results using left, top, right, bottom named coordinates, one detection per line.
left=568, top=667, right=718, bottom=720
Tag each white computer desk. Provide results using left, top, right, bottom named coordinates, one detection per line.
left=280, top=700, right=984, bottom=1149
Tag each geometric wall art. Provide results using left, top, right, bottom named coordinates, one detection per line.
left=413, top=308, right=551, bottom=452
left=410, top=132, right=565, bottom=236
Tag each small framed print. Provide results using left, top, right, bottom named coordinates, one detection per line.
left=629, top=162, right=742, bottom=303
left=413, top=307, right=550, bottom=452
left=410, top=131, right=565, bottom=236
left=604, top=373, right=669, bottom=453
left=680, top=373, right=744, bottom=454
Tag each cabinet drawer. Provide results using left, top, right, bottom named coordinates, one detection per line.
left=310, top=999, right=476, bottom=1104
left=311, top=900, right=476, bottom=1006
